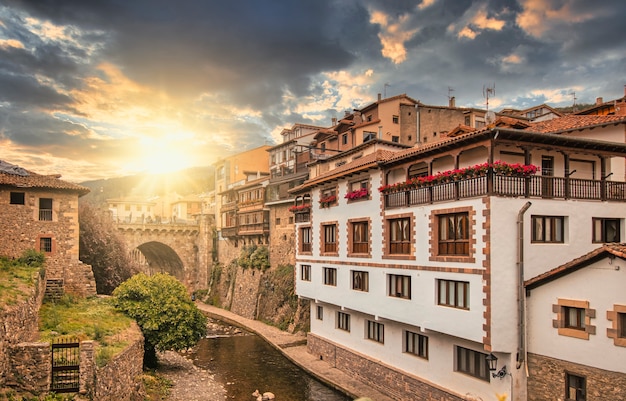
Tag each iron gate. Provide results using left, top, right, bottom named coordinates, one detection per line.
left=51, top=338, right=80, bottom=393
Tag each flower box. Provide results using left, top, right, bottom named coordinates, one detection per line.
left=345, top=187, right=369, bottom=201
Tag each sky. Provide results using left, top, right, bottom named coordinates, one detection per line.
left=1, top=0, right=625, bottom=182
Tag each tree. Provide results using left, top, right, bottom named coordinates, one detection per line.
left=112, top=273, right=207, bottom=367
left=79, top=202, right=139, bottom=294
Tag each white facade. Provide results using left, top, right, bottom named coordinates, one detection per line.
left=295, top=120, right=626, bottom=401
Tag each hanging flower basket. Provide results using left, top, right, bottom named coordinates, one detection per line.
left=345, top=187, right=369, bottom=201
left=319, top=195, right=337, bottom=208
left=289, top=204, right=311, bottom=213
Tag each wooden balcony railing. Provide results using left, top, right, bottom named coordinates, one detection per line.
left=384, top=173, right=626, bottom=209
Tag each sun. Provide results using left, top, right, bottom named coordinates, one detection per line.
left=130, top=135, right=195, bottom=175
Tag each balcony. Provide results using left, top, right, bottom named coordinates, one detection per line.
left=238, top=221, right=270, bottom=235
left=384, top=173, right=626, bottom=209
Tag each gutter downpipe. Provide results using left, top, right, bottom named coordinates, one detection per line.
left=517, top=201, right=532, bottom=374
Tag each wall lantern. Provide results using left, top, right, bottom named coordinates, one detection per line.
left=486, top=353, right=508, bottom=379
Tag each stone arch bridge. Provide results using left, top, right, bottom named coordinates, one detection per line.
left=115, top=221, right=211, bottom=291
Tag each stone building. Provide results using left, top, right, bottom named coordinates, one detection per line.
left=0, top=160, right=95, bottom=297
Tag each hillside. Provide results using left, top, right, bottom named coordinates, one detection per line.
left=80, top=166, right=214, bottom=205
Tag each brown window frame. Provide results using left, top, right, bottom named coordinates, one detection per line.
left=388, top=274, right=411, bottom=299
left=351, top=270, right=369, bottom=292
left=300, top=226, right=312, bottom=253
left=438, top=212, right=469, bottom=255
left=404, top=330, right=428, bottom=359
left=337, top=311, right=350, bottom=331
left=532, top=215, right=564, bottom=243
left=438, top=279, right=469, bottom=310
left=350, top=220, right=369, bottom=255
left=455, top=346, right=490, bottom=382
left=300, top=264, right=311, bottom=282
left=592, top=218, right=620, bottom=243
left=323, top=267, right=337, bottom=286
left=366, top=320, right=384, bottom=344
left=322, top=223, right=337, bottom=254
left=389, top=217, right=411, bottom=255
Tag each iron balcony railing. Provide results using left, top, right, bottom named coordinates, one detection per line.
left=384, top=173, right=626, bottom=209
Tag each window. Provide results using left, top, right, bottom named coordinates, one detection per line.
left=316, top=306, right=323, bottom=321
left=275, top=217, right=281, bottom=225
left=367, top=320, right=384, bottom=343
left=592, top=218, right=620, bottom=243
left=351, top=221, right=369, bottom=254
left=392, top=115, right=399, bottom=124
left=125, top=204, right=131, bottom=211
left=532, top=215, right=564, bottom=243
left=300, top=227, right=311, bottom=253
left=300, top=265, right=311, bottom=282
left=438, top=212, right=469, bottom=255
left=438, top=279, right=469, bottom=309
left=554, top=299, right=595, bottom=340
left=363, top=131, right=376, bottom=142
left=389, top=217, right=411, bottom=254
left=620, top=312, right=626, bottom=339
left=455, top=346, right=489, bottom=381
left=564, top=306, right=585, bottom=330
left=391, top=136, right=399, bottom=143
left=323, top=267, right=337, bottom=286
left=322, top=224, right=337, bottom=253
left=10, top=192, right=25, bottom=205
left=566, top=373, right=586, bottom=401
left=39, top=198, right=53, bottom=221
left=388, top=274, right=411, bottom=299
left=39, top=237, right=52, bottom=253
left=337, top=312, right=350, bottom=331
left=342, top=134, right=348, bottom=145
left=404, top=331, right=428, bottom=359
left=351, top=271, right=369, bottom=292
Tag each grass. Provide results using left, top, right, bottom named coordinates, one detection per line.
left=0, top=253, right=44, bottom=309
left=141, top=371, right=172, bottom=401
left=39, top=296, right=135, bottom=367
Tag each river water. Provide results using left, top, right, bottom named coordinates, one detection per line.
left=187, top=320, right=353, bottom=401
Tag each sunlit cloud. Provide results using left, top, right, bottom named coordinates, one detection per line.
left=0, top=38, right=24, bottom=49
left=369, top=9, right=418, bottom=64
left=516, top=0, right=597, bottom=39
left=448, top=3, right=506, bottom=40
left=418, top=0, right=437, bottom=11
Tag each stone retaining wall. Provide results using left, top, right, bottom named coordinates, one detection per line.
left=308, top=333, right=464, bottom=401
left=89, top=323, right=145, bottom=401
left=527, top=352, right=626, bottom=401
left=0, top=270, right=45, bottom=387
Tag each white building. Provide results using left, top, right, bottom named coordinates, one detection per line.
left=293, top=115, right=626, bottom=401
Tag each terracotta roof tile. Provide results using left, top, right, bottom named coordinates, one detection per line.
left=298, top=149, right=395, bottom=190
left=525, top=243, right=626, bottom=290
left=0, top=160, right=90, bottom=196
left=527, top=115, right=626, bottom=134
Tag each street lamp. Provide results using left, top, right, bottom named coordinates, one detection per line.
left=486, top=353, right=508, bottom=379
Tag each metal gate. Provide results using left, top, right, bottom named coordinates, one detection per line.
left=51, top=338, right=80, bottom=393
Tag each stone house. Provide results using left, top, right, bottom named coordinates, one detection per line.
left=0, top=160, right=95, bottom=297
left=292, top=114, right=626, bottom=401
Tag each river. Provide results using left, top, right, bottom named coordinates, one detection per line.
left=187, top=320, right=353, bottom=401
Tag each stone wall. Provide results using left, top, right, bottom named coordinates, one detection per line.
left=229, top=267, right=261, bottom=319
left=527, top=352, right=626, bottom=401
left=4, top=342, right=50, bottom=393
left=0, top=270, right=45, bottom=387
left=268, top=204, right=296, bottom=269
left=90, top=323, right=145, bottom=401
left=308, top=333, right=464, bottom=401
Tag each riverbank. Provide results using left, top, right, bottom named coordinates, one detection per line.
left=195, top=302, right=394, bottom=401
left=157, top=350, right=226, bottom=401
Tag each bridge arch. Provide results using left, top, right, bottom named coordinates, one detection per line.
left=130, top=241, right=185, bottom=281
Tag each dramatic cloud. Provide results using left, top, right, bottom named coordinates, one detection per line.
left=0, top=0, right=624, bottom=181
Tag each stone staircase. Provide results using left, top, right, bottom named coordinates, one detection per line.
left=44, top=279, right=65, bottom=302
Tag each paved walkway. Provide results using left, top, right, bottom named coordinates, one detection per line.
left=195, top=303, right=394, bottom=401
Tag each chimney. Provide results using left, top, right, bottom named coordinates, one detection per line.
left=449, top=96, right=456, bottom=108
left=596, top=97, right=603, bottom=105
left=332, top=117, right=337, bottom=126
left=378, top=93, right=382, bottom=101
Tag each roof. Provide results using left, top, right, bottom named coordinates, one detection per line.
left=0, top=160, right=90, bottom=196
left=294, top=149, right=396, bottom=191
left=527, top=114, right=626, bottom=134
left=525, top=243, right=626, bottom=291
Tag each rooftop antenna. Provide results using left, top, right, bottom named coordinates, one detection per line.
left=448, top=86, right=455, bottom=101
left=384, top=83, right=390, bottom=98
left=483, top=83, right=496, bottom=112
left=570, top=91, right=577, bottom=112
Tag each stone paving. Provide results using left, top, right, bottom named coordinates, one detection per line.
left=195, top=302, right=395, bottom=401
